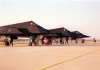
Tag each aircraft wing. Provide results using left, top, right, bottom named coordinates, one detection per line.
left=72, top=31, right=90, bottom=38
left=4, top=21, right=49, bottom=34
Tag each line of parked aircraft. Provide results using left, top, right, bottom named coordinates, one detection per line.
left=0, top=21, right=89, bottom=46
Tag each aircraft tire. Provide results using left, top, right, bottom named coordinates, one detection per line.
left=29, top=42, right=32, bottom=46
left=5, top=40, right=9, bottom=46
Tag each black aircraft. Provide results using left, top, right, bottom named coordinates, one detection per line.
left=43, top=27, right=74, bottom=44
left=72, top=31, right=90, bottom=38
left=71, top=31, right=90, bottom=43
left=0, top=21, right=49, bottom=46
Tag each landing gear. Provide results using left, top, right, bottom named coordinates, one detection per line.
left=29, top=35, right=37, bottom=46
left=29, top=36, right=33, bottom=46
left=10, top=38, right=13, bottom=46
left=9, top=36, right=17, bottom=46
left=4, top=39, right=9, bottom=46
left=29, top=42, right=32, bottom=46
left=29, top=35, right=41, bottom=46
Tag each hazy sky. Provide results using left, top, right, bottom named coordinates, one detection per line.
left=0, top=0, right=100, bottom=39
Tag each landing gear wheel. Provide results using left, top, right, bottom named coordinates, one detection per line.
left=29, top=42, right=32, bottom=46
left=4, top=39, right=9, bottom=46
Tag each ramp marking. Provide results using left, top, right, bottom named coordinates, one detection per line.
left=35, top=49, right=100, bottom=70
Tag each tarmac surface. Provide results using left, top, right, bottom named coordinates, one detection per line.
left=0, top=42, right=100, bottom=70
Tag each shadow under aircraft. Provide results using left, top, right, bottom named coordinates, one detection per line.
left=0, top=21, right=49, bottom=46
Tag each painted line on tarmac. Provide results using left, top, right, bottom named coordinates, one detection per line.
left=35, top=49, right=100, bottom=70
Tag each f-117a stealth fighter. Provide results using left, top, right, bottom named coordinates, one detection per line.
left=46, top=27, right=74, bottom=37
left=71, top=31, right=90, bottom=43
left=43, top=28, right=90, bottom=44
left=0, top=21, right=49, bottom=46
left=43, top=27, right=75, bottom=44
left=72, top=31, right=90, bottom=38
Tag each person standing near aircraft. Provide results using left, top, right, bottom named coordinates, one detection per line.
left=35, top=35, right=40, bottom=46
left=60, top=38, right=62, bottom=44
left=32, top=35, right=37, bottom=46
left=9, top=36, right=18, bottom=46
left=75, top=38, right=78, bottom=44
left=10, top=38, right=13, bottom=46
left=65, top=37, right=69, bottom=44
left=41, top=37, right=44, bottom=45
left=93, top=38, right=96, bottom=43
left=81, top=39, right=84, bottom=43
left=44, top=37, right=48, bottom=45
